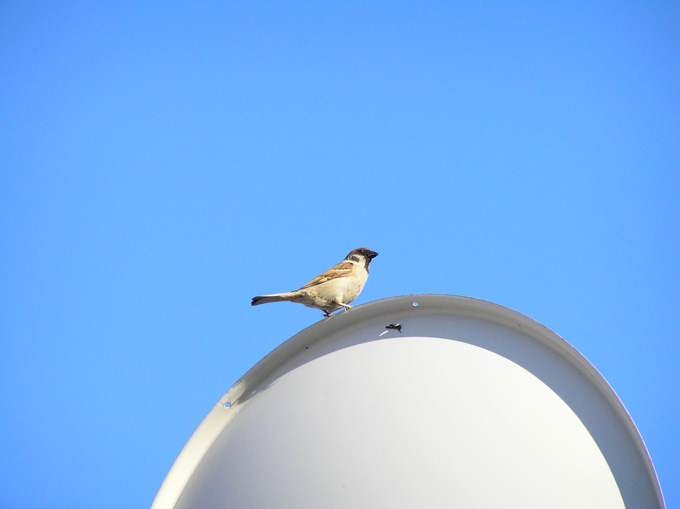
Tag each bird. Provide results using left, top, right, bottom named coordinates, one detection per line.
left=251, top=248, right=379, bottom=317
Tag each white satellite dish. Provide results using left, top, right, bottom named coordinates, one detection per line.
left=153, top=295, right=664, bottom=508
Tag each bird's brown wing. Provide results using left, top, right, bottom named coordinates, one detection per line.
left=299, top=261, right=353, bottom=289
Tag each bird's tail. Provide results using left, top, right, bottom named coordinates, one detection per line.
left=251, top=293, right=296, bottom=306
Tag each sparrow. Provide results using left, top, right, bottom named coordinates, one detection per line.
left=251, top=248, right=379, bottom=317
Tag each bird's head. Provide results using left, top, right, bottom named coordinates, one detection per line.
left=346, top=248, right=379, bottom=268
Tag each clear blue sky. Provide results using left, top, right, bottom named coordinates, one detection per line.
left=1, top=2, right=678, bottom=507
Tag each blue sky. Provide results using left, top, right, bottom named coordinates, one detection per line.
left=1, top=2, right=678, bottom=507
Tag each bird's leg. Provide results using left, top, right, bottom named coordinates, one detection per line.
left=336, top=301, right=352, bottom=311
left=323, top=310, right=332, bottom=317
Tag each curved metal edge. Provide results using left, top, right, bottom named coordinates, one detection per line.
left=151, top=294, right=665, bottom=509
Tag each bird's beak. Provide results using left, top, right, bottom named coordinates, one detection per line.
left=368, top=250, right=378, bottom=259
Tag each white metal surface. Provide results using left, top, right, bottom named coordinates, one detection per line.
left=153, top=295, right=664, bottom=508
